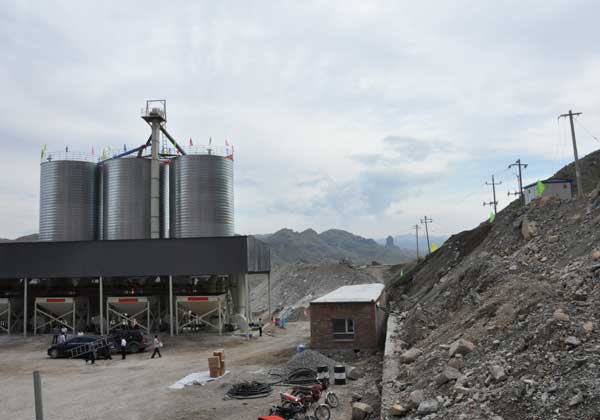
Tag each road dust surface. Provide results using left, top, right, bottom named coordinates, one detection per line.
left=0, top=322, right=363, bottom=420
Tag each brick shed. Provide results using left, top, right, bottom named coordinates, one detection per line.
left=309, top=284, right=387, bottom=350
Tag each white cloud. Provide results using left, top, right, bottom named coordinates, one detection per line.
left=1, top=1, right=600, bottom=239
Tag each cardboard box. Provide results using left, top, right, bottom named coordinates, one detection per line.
left=208, top=356, right=221, bottom=368
left=209, top=367, right=220, bottom=378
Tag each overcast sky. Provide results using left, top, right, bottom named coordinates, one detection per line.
left=2, top=1, right=600, bottom=240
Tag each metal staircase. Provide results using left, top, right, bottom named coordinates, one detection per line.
left=69, top=336, right=113, bottom=358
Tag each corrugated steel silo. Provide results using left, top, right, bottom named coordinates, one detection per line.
left=170, top=154, right=234, bottom=237
left=102, top=158, right=166, bottom=240
left=39, top=160, right=98, bottom=241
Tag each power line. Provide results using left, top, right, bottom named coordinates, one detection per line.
left=574, top=117, right=600, bottom=144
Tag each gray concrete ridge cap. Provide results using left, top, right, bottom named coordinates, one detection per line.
left=311, top=283, right=385, bottom=304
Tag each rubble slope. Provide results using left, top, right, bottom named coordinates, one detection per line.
left=385, top=190, right=600, bottom=419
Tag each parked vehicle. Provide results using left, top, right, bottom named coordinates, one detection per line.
left=108, top=327, right=148, bottom=353
left=47, top=335, right=112, bottom=359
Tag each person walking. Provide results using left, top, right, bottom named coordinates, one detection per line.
left=58, top=332, right=66, bottom=345
left=258, top=318, right=263, bottom=337
left=151, top=335, right=162, bottom=359
left=120, top=337, right=127, bottom=360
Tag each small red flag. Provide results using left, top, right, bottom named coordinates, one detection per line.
left=189, top=138, right=193, bottom=146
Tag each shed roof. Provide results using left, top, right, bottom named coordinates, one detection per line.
left=311, top=283, right=385, bottom=304
left=523, top=178, right=572, bottom=189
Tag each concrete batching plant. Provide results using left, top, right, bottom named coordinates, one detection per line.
left=0, top=100, right=270, bottom=339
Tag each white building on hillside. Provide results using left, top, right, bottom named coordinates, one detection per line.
left=523, top=178, right=572, bottom=205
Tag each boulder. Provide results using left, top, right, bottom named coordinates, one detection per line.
left=591, top=250, right=600, bottom=260
left=447, top=356, right=465, bottom=371
left=399, top=348, right=422, bottom=364
left=417, top=399, right=440, bottom=415
left=553, top=309, right=570, bottom=322
left=490, top=365, right=506, bottom=382
left=583, top=321, right=594, bottom=333
left=565, top=336, right=581, bottom=347
left=389, top=403, right=409, bottom=417
left=347, top=367, right=365, bottom=380
left=435, top=366, right=462, bottom=386
left=521, top=217, right=538, bottom=240
left=449, top=339, right=475, bottom=357
left=352, top=402, right=373, bottom=420
left=406, top=389, right=425, bottom=409
left=569, top=392, right=584, bottom=407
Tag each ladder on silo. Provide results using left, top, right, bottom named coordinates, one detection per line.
left=69, top=336, right=113, bottom=359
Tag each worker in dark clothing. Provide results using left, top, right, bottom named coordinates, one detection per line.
left=85, top=347, right=96, bottom=365
left=120, top=338, right=127, bottom=360
left=258, top=318, right=263, bottom=337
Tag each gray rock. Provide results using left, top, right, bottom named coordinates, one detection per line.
left=490, top=365, right=506, bottom=382
left=565, top=336, right=581, bottom=347
left=449, top=339, right=475, bottom=357
left=435, top=366, right=462, bottom=386
left=553, top=309, right=570, bottom=322
left=569, top=392, right=584, bottom=407
left=399, top=348, right=422, bottom=364
left=352, top=402, right=373, bottom=420
left=406, top=389, right=425, bottom=409
left=417, top=399, right=440, bottom=415
left=347, top=367, right=365, bottom=380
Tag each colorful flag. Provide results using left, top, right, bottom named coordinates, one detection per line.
left=40, top=144, right=47, bottom=161
left=91, top=146, right=95, bottom=157
left=431, top=243, right=438, bottom=252
left=189, top=137, right=193, bottom=146
left=101, top=148, right=107, bottom=160
left=536, top=180, right=545, bottom=197
left=489, top=212, right=496, bottom=223
left=227, top=143, right=234, bottom=161
left=209, top=137, right=212, bottom=146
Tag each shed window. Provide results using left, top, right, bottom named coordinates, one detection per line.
left=332, top=318, right=355, bottom=340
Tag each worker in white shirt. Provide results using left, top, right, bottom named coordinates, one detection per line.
left=58, top=333, right=66, bottom=345
left=151, top=335, right=162, bottom=359
left=120, top=338, right=127, bottom=360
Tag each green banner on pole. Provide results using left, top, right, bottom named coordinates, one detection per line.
left=536, top=180, right=545, bottom=196
left=489, top=212, right=496, bottom=223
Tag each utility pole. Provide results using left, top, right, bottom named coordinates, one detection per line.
left=559, top=110, right=583, bottom=197
left=420, top=216, right=432, bottom=255
left=483, top=175, right=502, bottom=214
left=413, top=224, right=420, bottom=260
left=508, top=159, right=528, bottom=205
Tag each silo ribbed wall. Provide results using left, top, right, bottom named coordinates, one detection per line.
left=102, top=158, right=166, bottom=240
left=169, top=154, right=234, bottom=237
left=39, top=160, right=98, bottom=241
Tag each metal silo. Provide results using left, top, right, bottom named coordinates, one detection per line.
left=39, top=159, right=98, bottom=241
left=170, top=154, right=234, bottom=237
left=102, top=158, right=166, bottom=240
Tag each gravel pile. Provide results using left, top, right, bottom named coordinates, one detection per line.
left=282, top=349, right=341, bottom=375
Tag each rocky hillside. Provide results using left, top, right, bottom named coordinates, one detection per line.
left=262, top=228, right=414, bottom=267
left=382, top=181, right=600, bottom=418
left=0, top=233, right=39, bottom=243
left=251, top=261, right=400, bottom=321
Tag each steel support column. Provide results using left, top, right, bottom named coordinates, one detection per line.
left=99, top=277, right=103, bottom=335
left=169, top=275, right=174, bottom=337
left=245, top=274, right=250, bottom=341
left=23, top=278, right=28, bottom=337
left=267, top=272, right=271, bottom=322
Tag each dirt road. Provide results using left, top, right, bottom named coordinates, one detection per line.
left=0, top=322, right=363, bottom=420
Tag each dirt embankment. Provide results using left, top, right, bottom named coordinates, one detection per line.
left=383, top=191, right=600, bottom=419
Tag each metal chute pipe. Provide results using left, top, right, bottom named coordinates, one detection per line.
left=159, top=126, right=186, bottom=155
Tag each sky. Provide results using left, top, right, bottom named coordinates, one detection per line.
left=2, top=1, right=600, bottom=240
